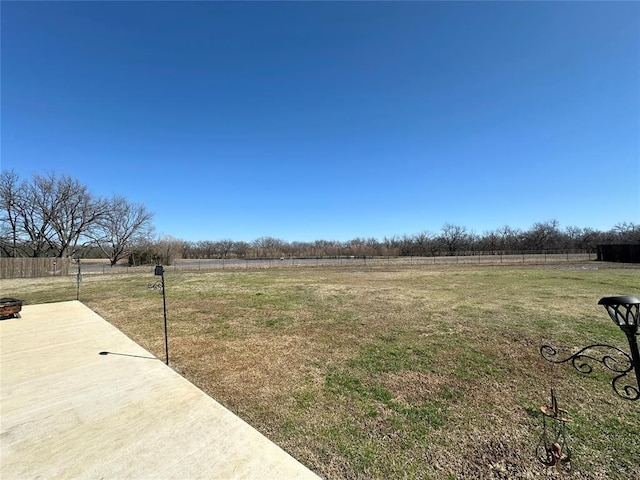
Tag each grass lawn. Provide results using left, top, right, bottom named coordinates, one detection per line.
left=3, top=262, right=639, bottom=479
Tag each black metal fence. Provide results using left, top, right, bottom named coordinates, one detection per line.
left=0, top=250, right=607, bottom=279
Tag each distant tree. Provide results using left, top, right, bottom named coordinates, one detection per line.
left=612, top=222, right=639, bottom=243
left=128, top=238, right=156, bottom=266
left=382, top=236, right=401, bottom=256
left=216, top=239, right=235, bottom=258
left=253, top=236, right=286, bottom=258
left=14, top=173, right=56, bottom=256
left=311, top=239, right=333, bottom=257
left=46, top=174, right=109, bottom=258
left=309, top=240, right=325, bottom=257
left=289, top=241, right=311, bottom=257
left=397, top=234, right=413, bottom=256
left=194, top=240, right=215, bottom=258
left=153, top=235, right=184, bottom=265
left=412, top=231, right=434, bottom=256
left=92, top=195, right=154, bottom=266
left=233, top=241, right=250, bottom=258
left=467, top=231, right=480, bottom=254
left=523, top=219, right=561, bottom=251
left=564, top=225, right=583, bottom=250
left=496, top=225, right=522, bottom=252
left=365, top=237, right=380, bottom=256
left=577, top=227, right=601, bottom=251
left=346, top=237, right=365, bottom=257
left=440, top=223, right=468, bottom=254
left=0, top=170, right=21, bottom=257
left=180, top=241, right=197, bottom=259
left=479, top=230, right=500, bottom=254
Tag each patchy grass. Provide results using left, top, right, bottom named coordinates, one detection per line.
left=2, top=263, right=639, bottom=479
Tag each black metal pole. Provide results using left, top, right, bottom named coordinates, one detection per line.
left=623, top=329, right=640, bottom=396
left=161, top=272, right=169, bottom=365
left=76, top=259, right=81, bottom=301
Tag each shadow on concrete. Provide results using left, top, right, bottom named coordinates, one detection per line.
left=99, top=351, right=157, bottom=360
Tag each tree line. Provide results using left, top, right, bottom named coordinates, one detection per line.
left=0, top=171, right=154, bottom=265
left=158, top=220, right=637, bottom=263
left=1, top=171, right=637, bottom=266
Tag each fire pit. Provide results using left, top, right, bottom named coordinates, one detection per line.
left=0, top=298, right=23, bottom=319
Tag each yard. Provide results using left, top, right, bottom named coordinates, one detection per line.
left=3, top=262, right=639, bottom=479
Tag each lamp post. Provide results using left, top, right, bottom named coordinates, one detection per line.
left=75, top=258, right=82, bottom=301
left=541, top=295, right=640, bottom=401
left=148, top=265, right=169, bottom=365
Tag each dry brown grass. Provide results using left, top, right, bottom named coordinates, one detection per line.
left=2, top=263, right=639, bottom=479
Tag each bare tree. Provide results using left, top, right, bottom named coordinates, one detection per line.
left=440, top=223, right=468, bottom=254
left=382, top=236, right=401, bottom=256
left=612, top=222, right=639, bottom=243
left=216, top=239, right=235, bottom=258
left=564, top=225, right=585, bottom=250
left=92, top=195, right=155, bottom=266
left=524, top=219, right=561, bottom=251
left=577, top=227, right=600, bottom=251
left=253, top=236, right=286, bottom=258
left=128, top=237, right=156, bottom=266
left=1, top=172, right=158, bottom=261
left=194, top=240, right=215, bottom=259
left=497, top=225, right=522, bottom=252
left=0, top=170, right=21, bottom=257
left=17, top=174, right=58, bottom=257
left=233, top=241, right=250, bottom=258
left=412, top=231, right=433, bottom=256
left=346, top=237, right=366, bottom=257
left=43, top=174, right=109, bottom=258
left=479, top=230, right=500, bottom=254
left=2, top=173, right=107, bottom=258
left=180, top=241, right=197, bottom=259
left=365, top=237, right=380, bottom=256
left=154, top=235, right=184, bottom=265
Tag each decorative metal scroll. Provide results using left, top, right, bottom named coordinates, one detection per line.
left=540, top=344, right=639, bottom=401
left=536, top=389, right=571, bottom=472
left=147, top=280, right=164, bottom=294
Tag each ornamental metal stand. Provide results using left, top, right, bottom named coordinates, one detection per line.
left=148, top=265, right=169, bottom=365
left=537, top=388, right=571, bottom=472
left=540, top=296, right=640, bottom=401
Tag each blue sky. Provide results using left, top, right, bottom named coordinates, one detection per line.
left=2, top=1, right=638, bottom=242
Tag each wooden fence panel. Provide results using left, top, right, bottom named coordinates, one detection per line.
left=0, top=258, right=71, bottom=279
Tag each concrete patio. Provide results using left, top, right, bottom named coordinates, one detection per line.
left=0, top=301, right=320, bottom=479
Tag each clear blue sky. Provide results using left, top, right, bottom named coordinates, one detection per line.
left=2, top=1, right=638, bottom=242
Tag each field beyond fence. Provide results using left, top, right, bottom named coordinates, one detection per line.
left=0, top=251, right=598, bottom=279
